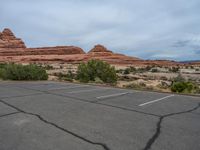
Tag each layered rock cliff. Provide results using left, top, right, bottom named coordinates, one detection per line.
left=0, top=28, right=85, bottom=58
left=0, top=28, right=187, bottom=66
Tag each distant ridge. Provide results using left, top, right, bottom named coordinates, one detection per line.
left=179, top=60, right=200, bottom=63
left=0, top=28, right=199, bottom=66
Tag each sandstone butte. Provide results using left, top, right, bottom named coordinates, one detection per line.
left=0, top=28, right=195, bottom=66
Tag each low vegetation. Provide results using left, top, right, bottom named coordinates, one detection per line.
left=0, top=63, right=48, bottom=80
left=171, top=82, right=199, bottom=93
left=125, top=82, right=154, bottom=91
left=55, top=70, right=74, bottom=82
left=1, top=61, right=199, bottom=95
left=77, top=59, right=117, bottom=84
left=171, top=74, right=200, bottom=94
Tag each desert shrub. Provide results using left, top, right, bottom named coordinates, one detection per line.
left=145, top=65, right=154, bottom=71
left=77, top=59, right=117, bottom=84
left=0, top=68, right=5, bottom=79
left=118, top=75, right=132, bottom=81
left=56, top=71, right=74, bottom=82
left=125, top=83, right=142, bottom=89
left=0, top=63, right=7, bottom=69
left=160, top=76, right=168, bottom=81
left=151, top=68, right=158, bottom=72
left=136, top=68, right=146, bottom=73
left=1, top=64, right=48, bottom=80
left=118, top=67, right=137, bottom=75
left=125, top=82, right=147, bottom=90
left=171, top=82, right=199, bottom=93
left=169, top=67, right=179, bottom=73
left=66, top=70, right=74, bottom=79
left=124, top=68, right=131, bottom=74
left=130, top=66, right=136, bottom=72
left=116, top=69, right=123, bottom=73
left=63, top=77, right=73, bottom=82
left=94, top=77, right=104, bottom=84
left=64, top=70, right=74, bottom=82
left=56, top=72, right=65, bottom=80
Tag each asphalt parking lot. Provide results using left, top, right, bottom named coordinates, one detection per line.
left=0, top=81, right=200, bottom=150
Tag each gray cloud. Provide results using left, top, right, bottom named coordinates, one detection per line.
left=195, top=50, right=200, bottom=55
left=1, top=0, right=200, bottom=60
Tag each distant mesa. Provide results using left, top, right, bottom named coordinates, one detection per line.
left=0, top=28, right=85, bottom=56
left=0, top=28, right=196, bottom=66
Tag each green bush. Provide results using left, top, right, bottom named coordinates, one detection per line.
left=130, top=66, right=136, bottom=72
left=124, top=68, right=131, bottom=74
left=169, top=67, right=179, bottom=73
left=151, top=68, right=158, bottom=72
left=0, top=63, right=7, bottom=69
left=77, top=59, right=117, bottom=84
left=0, top=68, right=5, bottom=79
left=116, top=69, right=123, bottom=73
left=1, top=64, right=48, bottom=80
left=171, top=82, right=200, bottom=93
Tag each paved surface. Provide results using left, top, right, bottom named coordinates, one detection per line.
left=0, top=81, right=200, bottom=150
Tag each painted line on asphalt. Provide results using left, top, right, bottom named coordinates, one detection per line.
left=67, top=88, right=109, bottom=94
left=48, top=85, right=89, bottom=91
left=96, top=92, right=131, bottom=99
left=139, top=95, right=175, bottom=107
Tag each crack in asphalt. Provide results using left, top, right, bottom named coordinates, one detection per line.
left=0, top=99, right=110, bottom=150
left=5, top=84, right=200, bottom=150
left=143, top=103, right=200, bottom=150
left=0, top=111, right=20, bottom=118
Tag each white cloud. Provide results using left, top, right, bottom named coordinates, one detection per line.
left=0, top=0, right=200, bottom=60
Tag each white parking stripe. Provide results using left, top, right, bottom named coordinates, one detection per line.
left=49, top=85, right=89, bottom=91
left=67, top=88, right=108, bottom=94
left=139, top=95, right=175, bottom=106
left=96, top=92, right=131, bottom=99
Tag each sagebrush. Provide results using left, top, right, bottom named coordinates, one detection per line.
left=0, top=63, right=48, bottom=80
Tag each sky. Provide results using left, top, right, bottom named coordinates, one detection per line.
left=0, top=0, right=200, bottom=61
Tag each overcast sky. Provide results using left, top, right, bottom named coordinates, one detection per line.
left=1, top=0, right=200, bottom=61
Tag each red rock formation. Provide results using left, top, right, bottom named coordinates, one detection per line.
left=0, top=28, right=26, bottom=48
left=89, top=44, right=112, bottom=53
left=0, top=28, right=85, bottom=57
left=0, top=46, right=85, bottom=56
left=0, top=28, right=198, bottom=66
left=86, top=44, right=141, bottom=64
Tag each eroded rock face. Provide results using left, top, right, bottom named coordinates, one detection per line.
left=89, top=44, right=112, bottom=53
left=0, top=28, right=26, bottom=48
left=0, top=28, right=189, bottom=66
left=0, top=28, right=85, bottom=56
left=0, top=46, right=85, bottom=56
